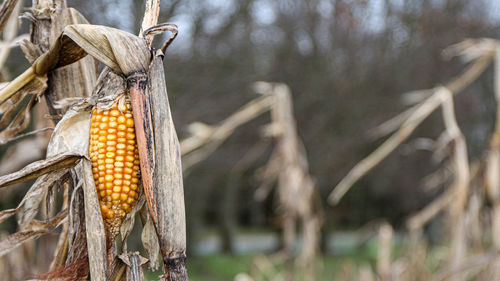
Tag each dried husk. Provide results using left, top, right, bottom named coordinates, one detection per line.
left=128, top=51, right=187, bottom=278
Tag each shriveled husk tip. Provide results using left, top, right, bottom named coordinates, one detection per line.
left=37, top=24, right=151, bottom=76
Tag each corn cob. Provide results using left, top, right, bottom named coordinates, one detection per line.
left=89, top=95, right=140, bottom=236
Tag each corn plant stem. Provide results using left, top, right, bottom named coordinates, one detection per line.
left=0, top=67, right=35, bottom=105
left=328, top=54, right=493, bottom=205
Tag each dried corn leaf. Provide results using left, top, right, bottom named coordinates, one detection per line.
left=78, top=159, right=107, bottom=280
left=0, top=75, right=47, bottom=144
left=129, top=53, right=186, bottom=274
left=45, top=8, right=98, bottom=119
left=0, top=153, right=80, bottom=188
left=17, top=168, right=69, bottom=229
left=0, top=23, right=150, bottom=105
left=33, top=23, right=149, bottom=76
left=0, top=208, right=67, bottom=258
left=140, top=205, right=160, bottom=271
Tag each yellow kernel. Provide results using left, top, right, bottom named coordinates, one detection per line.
left=100, top=205, right=109, bottom=214
left=111, top=193, right=120, bottom=200
left=113, top=179, right=122, bottom=185
left=115, top=162, right=124, bottom=167
left=117, top=149, right=126, bottom=155
left=106, top=141, right=117, bottom=146
left=103, top=111, right=109, bottom=115
left=98, top=165, right=105, bottom=171
left=109, top=121, right=118, bottom=128
left=106, top=211, right=114, bottom=219
left=106, top=152, right=115, bottom=158
left=125, top=113, right=133, bottom=118
left=99, top=123, right=107, bottom=130
left=133, top=165, right=139, bottom=171
left=127, top=197, right=134, bottom=204
left=106, top=190, right=112, bottom=196
left=127, top=128, right=134, bottom=133
left=117, top=143, right=126, bottom=150
left=116, top=156, right=124, bottom=162
left=124, top=174, right=131, bottom=180
left=117, top=131, right=126, bottom=137
left=97, top=142, right=105, bottom=148
left=129, top=191, right=136, bottom=198
left=131, top=177, right=139, bottom=184
left=105, top=158, right=114, bottom=164
left=124, top=168, right=133, bottom=174
left=113, top=186, right=121, bottom=193
left=98, top=183, right=105, bottom=190
left=127, top=139, right=135, bottom=145
left=105, top=164, right=114, bottom=170
left=99, top=130, right=107, bottom=136
left=123, top=180, right=131, bottom=186
left=122, top=203, right=130, bottom=211
left=118, top=124, right=127, bottom=131
left=125, top=155, right=135, bottom=162
left=98, top=135, right=106, bottom=142
left=126, top=133, right=135, bottom=140
left=120, top=194, right=128, bottom=201
left=122, top=186, right=130, bottom=193
left=101, top=116, right=108, bottom=122
left=100, top=191, right=106, bottom=197
left=125, top=162, right=134, bottom=168
left=104, top=175, right=114, bottom=182
left=99, top=148, right=106, bottom=154
left=130, top=184, right=138, bottom=190
left=114, top=173, right=123, bottom=179
left=117, top=116, right=126, bottom=123
left=108, top=128, right=117, bottom=134
left=114, top=167, right=123, bottom=173
left=110, top=109, right=120, bottom=116
left=118, top=138, right=127, bottom=143
left=107, top=134, right=117, bottom=141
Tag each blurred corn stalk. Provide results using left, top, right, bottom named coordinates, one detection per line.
left=180, top=82, right=321, bottom=280
left=326, top=38, right=500, bottom=280
left=0, top=0, right=188, bottom=280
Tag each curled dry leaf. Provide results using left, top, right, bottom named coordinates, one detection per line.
left=0, top=75, right=47, bottom=144
left=0, top=23, right=150, bottom=106
left=0, top=208, right=67, bottom=258
left=140, top=204, right=160, bottom=271
left=0, top=153, right=80, bottom=188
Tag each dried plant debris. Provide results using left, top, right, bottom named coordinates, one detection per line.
left=0, top=5, right=187, bottom=276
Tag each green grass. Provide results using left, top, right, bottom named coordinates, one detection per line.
left=144, top=253, right=376, bottom=281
